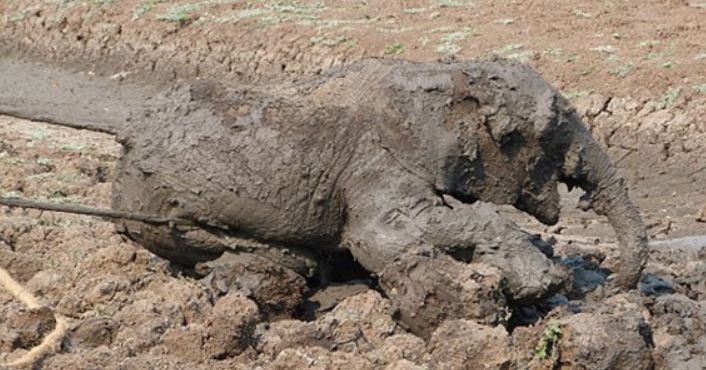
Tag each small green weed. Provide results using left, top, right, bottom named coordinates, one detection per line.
left=434, top=27, right=475, bottom=55
left=655, top=87, right=681, bottom=110
left=8, top=9, right=30, bottom=22
left=562, top=90, right=592, bottom=100
left=494, top=18, right=514, bottom=25
left=439, top=27, right=475, bottom=43
left=36, top=157, right=54, bottom=169
left=569, top=9, right=592, bottom=18
left=133, top=0, right=166, bottom=20
left=435, top=43, right=460, bottom=54
left=47, top=189, right=67, bottom=200
left=609, top=62, right=635, bottom=78
left=30, top=128, right=48, bottom=141
left=46, top=258, right=61, bottom=269
left=590, top=45, right=616, bottom=54
left=434, top=0, right=472, bottom=8
left=694, top=84, right=706, bottom=94
left=541, top=48, right=562, bottom=59
left=637, top=40, right=660, bottom=48
left=0, top=190, right=23, bottom=198
left=384, top=41, right=404, bottom=55
left=264, top=1, right=325, bottom=14
left=377, top=26, right=414, bottom=34
left=534, top=322, right=561, bottom=361
left=156, top=3, right=202, bottom=24
left=403, top=7, right=426, bottom=14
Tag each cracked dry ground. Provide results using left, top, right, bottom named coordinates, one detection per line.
left=1, top=0, right=706, bottom=369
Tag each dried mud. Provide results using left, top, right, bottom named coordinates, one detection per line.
left=1, top=0, right=706, bottom=369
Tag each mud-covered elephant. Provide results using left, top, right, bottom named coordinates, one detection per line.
left=0, top=57, right=647, bottom=335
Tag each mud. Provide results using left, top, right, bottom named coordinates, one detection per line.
left=1, top=0, right=706, bottom=369
left=1, top=0, right=704, bottom=99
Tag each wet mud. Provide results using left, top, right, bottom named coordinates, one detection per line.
left=1, top=1, right=706, bottom=369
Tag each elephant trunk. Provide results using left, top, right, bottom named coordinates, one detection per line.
left=563, top=124, right=647, bottom=290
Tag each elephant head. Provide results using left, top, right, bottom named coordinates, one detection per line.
left=446, top=60, right=647, bottom=290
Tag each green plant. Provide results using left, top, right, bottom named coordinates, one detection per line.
left=384, top=41, right=404, bottom=55
left=637, top=40, right=660, bottom=48
left=562, top=90, right=592, bottom=100
left=569, top=9, right=592, bottom=18
left=133, top=0, right=166, bottom=20
left=403, top=7, right=426, bottom=14
left=590, top=45, right=616, bottom=54
left=610, top=62, right=635, bottom=78
left=47, top=189, right=67, bottom=200
left=435, top=43, right=460, bottom=54
left=30, top=128, right=48, bottom=141
left=439, top=27, right=475, bottom=43
left=434, top=0, right=472, bottom=8
left=0, top=190, right=23, bottom=198
left=534, top=322, right=562, bottom=361
left=156, top=3, right=202, bottom=23
left=8, top=9, right=29, bottom=22
left=694, top=84, right=706, bottom=94
left=264, top=1, right=325, bottom=14
left=36, top=157, right=53, bottom=166
left=655, top=87, right=681, bottom=110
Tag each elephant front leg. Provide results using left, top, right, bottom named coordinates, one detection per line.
left=416, top=199, right=569, bottom=302
left=343, top=175, right=568, bottom=336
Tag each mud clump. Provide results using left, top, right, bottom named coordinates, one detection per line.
left=650, top=294, right=706, bottom=369
left=0, top=305, right=56, bottom=352
left=204, top=292, right=260, bottom=359
left=425, top=319, right=513, bottom=369
left=379, top=250, right=508, bottom=338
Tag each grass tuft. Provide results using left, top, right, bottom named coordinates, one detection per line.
left=133, top=0, right=166, bottom=20
left=156, top=3, right=202, bottom=24
left=534, top=323, right=562, bottom=361
left=655, top=87, right=681, bottom=110
left=384, top=41, right=404, bottom=55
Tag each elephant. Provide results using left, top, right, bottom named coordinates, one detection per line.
left=0, top=56, right=647, bottom=336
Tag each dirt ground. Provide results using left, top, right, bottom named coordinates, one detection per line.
left=1, top=0, right=706, bottom=369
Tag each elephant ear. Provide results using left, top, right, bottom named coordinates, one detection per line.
left=374, top=64, right=469, bottom=189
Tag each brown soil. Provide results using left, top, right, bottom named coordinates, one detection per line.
left=1, top=0, right=705, bottom=99
left=1, top=0, right=706, bottom=369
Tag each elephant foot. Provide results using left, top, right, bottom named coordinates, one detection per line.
left=473, top=237, right=570, bottom=303
left=378, top=248, right=509, bottom=339
left=195, top=247, right=318, bottom=319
